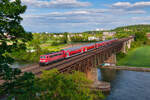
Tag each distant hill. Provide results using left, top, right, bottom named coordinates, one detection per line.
left=113, top=24, right=150, bottom=33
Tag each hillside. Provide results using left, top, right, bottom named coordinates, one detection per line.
left=113, top=24, right=150, bottom=33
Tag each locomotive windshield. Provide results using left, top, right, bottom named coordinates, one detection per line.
left=40, top=56, right=46, bottom=58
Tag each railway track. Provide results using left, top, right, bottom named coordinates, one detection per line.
left=0, top=37, right=132, bottom=85
left=24, top=40, right=124, bottom=75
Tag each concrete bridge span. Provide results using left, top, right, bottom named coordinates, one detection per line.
left=0, top=37, right=134, bottom=90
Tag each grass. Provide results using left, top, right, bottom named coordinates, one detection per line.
left=117, top=45, right=150, bottom=67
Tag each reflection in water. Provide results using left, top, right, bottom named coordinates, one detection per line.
left=100, top=69, right=118, bottom=82
left=99, top=68, right=150, bottom=100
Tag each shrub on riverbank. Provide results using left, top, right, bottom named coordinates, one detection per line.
left=116, top=52, right=127, bottom=61
left=7, top=69, right=104, bottom=100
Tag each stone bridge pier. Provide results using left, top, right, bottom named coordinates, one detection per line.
left=104, top=53, right=116, bottom=65
left=86, top=67, right=98, bottom=82
left=121, top=38, right=134, bottom=53
left=86, top=65, right=111, bottom=92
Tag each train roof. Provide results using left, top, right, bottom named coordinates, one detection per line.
left=81, top=43, right=95, bottom=47
left=62, top=43, right=95, bottom=51
left=96, top=41, right=103, bottom=43
left=41, top=51, right=62, bottom=56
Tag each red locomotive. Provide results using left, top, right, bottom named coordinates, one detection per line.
left=39, top=39, right=118, bottom=66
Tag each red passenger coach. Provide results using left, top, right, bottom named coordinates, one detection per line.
left=95, top=41, right=104, bottom=48
left=81, top=43, right=96, bottom=52
left=39, top=38, right=119, bottom=66
left=39, top=51, right=65, bottom=65
left=61, top=46, right=82, bottom=58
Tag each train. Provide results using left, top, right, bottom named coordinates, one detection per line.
left=39, top=39, right=118, bottom=66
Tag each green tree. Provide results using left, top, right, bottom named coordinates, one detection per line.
left=135, top=31, right=147, bottom=44
left=114, top=32, right=129, bottom=39
left=9, top=69, right=104, bottom=100
left=40, top=69, right=105, bottom=100
left=0, top=0, right=33, bottom=97
left=63, top=32, right=68, bottom=44
left=28, top=33, right=42, bottom=56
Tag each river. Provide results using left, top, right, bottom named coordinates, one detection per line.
left=5, top=62, right=150, bottom=100
left=98, top=68, right=150, bottom=100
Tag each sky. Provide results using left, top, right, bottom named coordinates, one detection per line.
left=12, top=0, right=150, bottom=33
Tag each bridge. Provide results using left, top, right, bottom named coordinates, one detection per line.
left=0, top=37, right=134, bottom=91
left=21, top=37, right=134, bottom=80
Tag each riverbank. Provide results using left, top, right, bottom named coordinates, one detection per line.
left=100, top=66, right=150, bottom=72
left=117, top=45, right=150, bottom=68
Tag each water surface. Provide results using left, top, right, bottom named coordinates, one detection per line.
left=99, top=69, right=150, bottom=100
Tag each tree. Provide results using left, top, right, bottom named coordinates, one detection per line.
left=7, top=69, right=104, bottom=100
left=28, top=33, right=42, bottom=56
left=63, top=32, right=68, bottom=44
left=114, top=32, right=129, bottom=39
left=0, top=0, right=33, bottom=97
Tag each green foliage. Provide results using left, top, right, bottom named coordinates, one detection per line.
left=62, top=32, right=68, bottom=44
left=70, top=34, right=86, bottom=42
left=114, top=24, right=150, bottom=32
left=7, top=72, right=36, bottom=100
left=70, top=33, right=100, bottom=42
left=0, top=0, right=34, bottom=97
left=10, top=49, right=50, bottom=62
left=114, top=24, right=150, bottom=47
left=8, top=69, right=104, bottom=100
left=134, top=31, right=147, bottom=44
left=51, top=41, right=64, bottom=46
left=114, top=32, right=129, bottom=39
left=146, top=40, right=150, bottom=45
left=116, top=52, right=127, bottom=62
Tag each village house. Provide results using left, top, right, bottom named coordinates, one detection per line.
left=88, top=37, right=99, bottom=41
left=147, top=33, right=150, bottom=39
left=103, top=31, right=116, bottom=37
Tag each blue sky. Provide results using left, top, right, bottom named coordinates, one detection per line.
left=12, top=0, right=150, bottom=32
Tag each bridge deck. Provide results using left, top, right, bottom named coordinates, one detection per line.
left=22, top=40, right=123, bottom=75
left=0, top=37, right=133, bottom=85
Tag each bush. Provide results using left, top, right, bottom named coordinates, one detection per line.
left=51, top=41, right=65, bottom=46
left=116, top=52, right=127, bottom=61
left=8, top=69, right=105, bottom=100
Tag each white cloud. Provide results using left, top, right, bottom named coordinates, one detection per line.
left=134, top=2, right=150, bottom=7
left=20, top=0, right=91, bottom=8
left=18, top=1, right=150, bottom=32
left=21, top=7, right=149, bottom=32
left=112, top=1, right=150, bottom=9
left=132, top=16, right=150, bottom=21
left=112, top=2, right=131, bottom=8
left=126, top=10, right=146, bottom=14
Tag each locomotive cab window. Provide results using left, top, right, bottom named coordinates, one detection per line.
left=40, top=56, right=46, bottom=58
